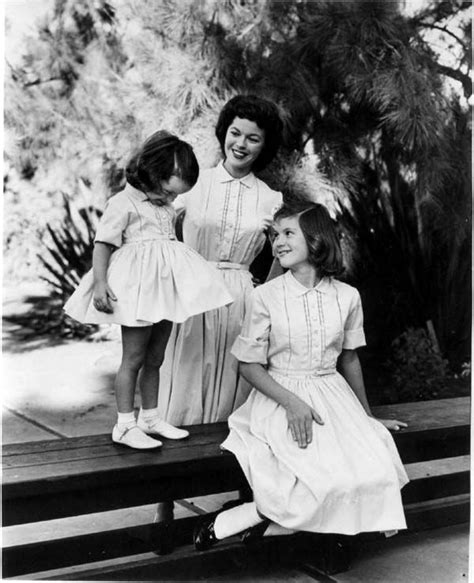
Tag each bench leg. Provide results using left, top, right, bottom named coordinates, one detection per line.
left=153, top=501, right=175, bottom=554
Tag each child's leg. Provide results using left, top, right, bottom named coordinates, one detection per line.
left=139, top=320, right=172, bottom=409
left=137, top=320, right=189, bottom=440
left=112, top=326, right=161, bottom=449
left=116, top=325, right=153, bottom=413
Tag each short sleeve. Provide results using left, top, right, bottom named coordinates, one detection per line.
left=342, top=289, right=366, bottom=349
left=94, top=194, right=129, bottom=248
left=231, top=288, right=271, bottom=364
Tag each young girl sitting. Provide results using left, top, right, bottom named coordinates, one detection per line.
left=64, top=131, right=233, bottom=450
left=194, top=200, right=409, bottom=548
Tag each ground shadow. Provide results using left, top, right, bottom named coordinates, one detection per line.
left=3, top=293, right=97, bottom=354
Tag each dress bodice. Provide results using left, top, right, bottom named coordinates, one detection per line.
left=177, top=163, right=282, bottom=266
left=94, top=185, right=176, bottom=247
left=232, top=271, right=366, bottom=375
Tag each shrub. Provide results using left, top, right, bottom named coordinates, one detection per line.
left=37, top=194, right=102, bottom=338
left=388, top=327, right=451, bottom=401
left=38, top=194, right=101, bottom=299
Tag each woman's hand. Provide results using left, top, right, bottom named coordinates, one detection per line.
left=93, top=282, right=117, bottom=313
left=260, top=214, right=273, bottom=231
left=285, top=395, right=324, bottom=449
left=377, top=418, right=408, bottom=431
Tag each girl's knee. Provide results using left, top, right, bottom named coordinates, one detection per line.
left=121, top=352, right=146, bottom=372
left=143, top=353, right=165, bottom=370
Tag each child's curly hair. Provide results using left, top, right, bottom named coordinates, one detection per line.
left=274, top=201, right=344, bottom=277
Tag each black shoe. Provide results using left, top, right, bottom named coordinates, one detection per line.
left=240, top=518, right=271, bottom=545
left=193, top=513, right=219, bottom=551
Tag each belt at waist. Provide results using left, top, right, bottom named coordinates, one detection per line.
left=209, top=261, right=249, bottom=271
left=268, top=367, right=337, bottom=378
left=120, top=237, right=177, bottom=245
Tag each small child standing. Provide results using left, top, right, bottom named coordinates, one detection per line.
left=65, top=131, right=233, bottom=449
left=194, top=201, right=408, bottom=548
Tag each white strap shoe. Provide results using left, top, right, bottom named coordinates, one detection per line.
left=137, top=416, right=189, bottom=440
left=112, top=424, right=162, bottom=449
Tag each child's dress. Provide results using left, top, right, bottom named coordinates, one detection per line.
left=222, top=271, right=409, bottom=535
left=64, top=185, right=233, bottom=326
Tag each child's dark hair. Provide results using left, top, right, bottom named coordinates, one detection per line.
left=126, top=130, right=199, bottom=193
left=215, top=95, right=283, bottom=172
left=274, top=202, right=344, bottom=277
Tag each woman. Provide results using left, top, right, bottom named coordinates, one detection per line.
left=157, top=94, right=283, bottom=425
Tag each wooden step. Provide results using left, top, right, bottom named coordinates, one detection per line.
left=402, top=455, right=470, bottom=503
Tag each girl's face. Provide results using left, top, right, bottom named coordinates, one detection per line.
left=272, top=216, right=311, bottom=271
left=223, top=117, right=265, bottom=178
left=147, top=175, right=190, bottom=204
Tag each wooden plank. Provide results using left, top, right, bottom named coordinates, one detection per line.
left=2, top=466, right=248, bottom=526
left=373, top=397, right=469, bottom=432
left=3, top=396, right=468, bottom=459
left=405, top=494, right=470, bottom=530
left=3, top=423, right=228, bottom=457
left=402, top=456, right=470, bottom=503
left=24, top=533, right=345, bottom=581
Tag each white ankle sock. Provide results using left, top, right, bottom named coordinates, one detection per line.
left=140, top=407, right=159, bottom=421
left=263, top=522, right=295, bottom=537
left=117, top=411, right=136, bottom=429
left=213, top=502, right=262, bottom=540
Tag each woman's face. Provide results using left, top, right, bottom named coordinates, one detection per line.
left=223, top=117, right=265, bottom=178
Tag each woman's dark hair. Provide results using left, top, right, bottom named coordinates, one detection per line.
left=215, top=95, right=283, bottom=172
left=274, top=201, right=344, bottom=277
left=126, top=130, right=199, bottom=192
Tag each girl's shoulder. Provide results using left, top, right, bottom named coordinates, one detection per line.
left=330, top=278, right=362, bottom=304
left=252, top=274, right=286, bottom=301
left=105, top=185, right=142, bottom=207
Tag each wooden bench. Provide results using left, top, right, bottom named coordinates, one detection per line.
left=3, top=397, right=470, bottom=580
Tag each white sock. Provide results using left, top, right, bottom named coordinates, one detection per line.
left=213, top=502, right=263, bottom=540
left=140, top=407, right=159, bottom=422
left=263, top=522, right=295, bottom=537
left=117, top=411, right=136, bottom=429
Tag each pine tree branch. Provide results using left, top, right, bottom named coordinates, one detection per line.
left=433, top=62, right=472, bottom=98
left=419, top=23, right=469, bottom=52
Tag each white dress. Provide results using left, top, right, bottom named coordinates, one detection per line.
left=222, top=272, right=409, bottom=535
left=157, top=163, right=282, bottom=424
left=64, top=185, right=233, bottom=326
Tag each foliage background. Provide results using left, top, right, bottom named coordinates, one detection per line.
left=4, top=0, right=471, bottom=402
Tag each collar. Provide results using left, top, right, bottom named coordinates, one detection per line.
left=284, top=270, right=332, bottom=297
left=215, top=161, right=256, bottom=189
left=125, top=184, right=149, bottom=202
left=126, top=185, right=170, bottom=207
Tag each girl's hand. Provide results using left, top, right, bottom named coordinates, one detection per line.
left=286, top=395, right=324, bottom=449
left=377, top=418, right=408, bottom=431
left=93, top=282, right=117, bottom=313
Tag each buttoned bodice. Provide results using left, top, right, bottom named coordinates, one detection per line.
left=232, top=271, right=366, bottom=375
left=176, top=163, right=282, bottom=266
left=94, top=185, right=176, bottom=247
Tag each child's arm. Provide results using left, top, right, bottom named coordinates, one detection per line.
left=239, top=362, right=324, bottom=449
left=338, top=349, right=407, bottom=431
left=92, top=242, right=117, bottom=313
